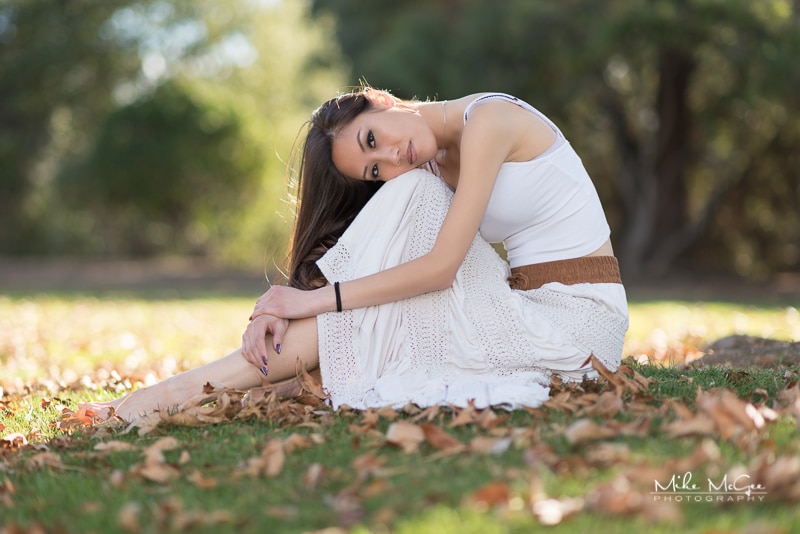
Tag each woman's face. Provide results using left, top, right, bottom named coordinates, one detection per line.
left=331, top=105, right=437, bottom=182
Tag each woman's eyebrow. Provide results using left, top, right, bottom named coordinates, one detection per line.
left=357, top=128, right=367, bottom=180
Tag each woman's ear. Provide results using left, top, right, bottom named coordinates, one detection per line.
left=365, top=89, right=397, bottom=108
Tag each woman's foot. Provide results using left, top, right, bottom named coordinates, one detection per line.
left=80, top=378, right=187, bottom=422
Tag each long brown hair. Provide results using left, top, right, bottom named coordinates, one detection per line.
left=287, top=88, right=388, bottom=290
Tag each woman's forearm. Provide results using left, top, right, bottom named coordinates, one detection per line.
left=328, top=250, right=459, bottom=313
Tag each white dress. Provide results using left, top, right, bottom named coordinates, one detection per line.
left=316, top=169, right=629, bottom=410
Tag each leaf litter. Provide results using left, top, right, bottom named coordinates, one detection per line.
left=2, top=354, right=800, bottom=531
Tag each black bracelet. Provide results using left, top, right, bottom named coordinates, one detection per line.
left=334, top=281, right=342, bottom=312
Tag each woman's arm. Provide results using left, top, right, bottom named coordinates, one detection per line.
left=254, top=102, right=523, bottom=319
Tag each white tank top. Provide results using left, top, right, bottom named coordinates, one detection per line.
left=464, top=93, right=611, bottom=268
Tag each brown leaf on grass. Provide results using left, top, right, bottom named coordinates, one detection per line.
left=588, top=355, right=651, bottom=396
left=174, top=510, right=233, bottom=531
left=1, top=433, right=27, bottom=450
left=129, top=412, right=162, bottom=437
left=237, top=436, right=301, bottom=479
left=299, top=365, right=327, bottom=400
left=58, top=406, right=102, bottom=432
left=129, top=436, right=182, bottom=484
left=1, top=477, right=16, bottom=508
left=143, top=436, right=180, bottom=464
left=543, top=391, right=582, bottom=414
left=585, top=443, right=631, bottom=468
left=664, top=388, right=768, bottom=447
left=26, top=452, right=63, bottom=470
left=585, top=474, right=682, bottom=524
left=94, top=440, right=137, bottom=454
left=750, top=453, right=800, bottom=502
left=324, top=494, right=364, bottom=529
left=775, top=382, right=800, bottom=423
left=117, top=502, right=142, bottom=533
left=109, top=469, right=126, bottom=489
left=449, top=401, right=481, bottom=427
left=469, top=435, right=511, bottom=455
left=667, top=438, right=720, bottom=474
left=584, top=391, right=624, bottom=417
left=477, top=408, right=508, bottom=430
left=187, top=469, right=218, bottom=490
left=700, top=389, right=765, bottom=434
left=385, top=421, right=425, bottom=453
left=136, top=462, right=179, bottom=484
left=409, top=405, right=441, bottom=423
left=262, top=438, right=285, bottom=477
left=352, top=453, right=385, bottom=482
left=303, top=463, right=325, bottom=491
left=420, top=423, right=464, bottom=452
left=563, top=418, right=617, bottom=446
left=664, top=414, right=716, bottom=438
left=468, top=481, right=511, bottom=509
left=283, top=433, right=316, bottom=453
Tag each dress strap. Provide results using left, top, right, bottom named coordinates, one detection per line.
left=463, top=93, right=564, bottom=138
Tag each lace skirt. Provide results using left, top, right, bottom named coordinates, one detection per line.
left=316, top=170, right=629, bottom=409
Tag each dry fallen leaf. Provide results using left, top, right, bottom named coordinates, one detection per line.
left=420, top=423, right=464, bottom=452
left=563, top=419, right=617, bottom=446
left=136, top=462, right=179, bottom=484
left=94, top=440, right=137, bottom=454
left=117, top=501, right=141, bottom=533
left=257, top=438, right=284, bottom=478
left=188, top=469, right=218, bottom=489
left=26, top=452, right=63, bottom=470
left=1, top=433, right=27, bottom=450
left=469, top=480, right=511, bottom=509
left=303, top=463, right=325, bottom=491
left=385, top=421, right=425, bottom=453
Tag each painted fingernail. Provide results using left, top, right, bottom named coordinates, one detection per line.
left=276, top=344, right=282, bottom=354
left=261, top=355, right=268, bottom=365
left=260, top=366, right=269, bottom=377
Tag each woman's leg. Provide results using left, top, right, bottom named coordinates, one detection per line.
left=84, top=317, right=319, bottom=421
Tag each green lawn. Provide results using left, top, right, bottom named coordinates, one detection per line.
left=1, top=295, right=799, bottom=533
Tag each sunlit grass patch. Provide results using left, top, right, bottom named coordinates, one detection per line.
left=2, top=294, right=800, bottom=533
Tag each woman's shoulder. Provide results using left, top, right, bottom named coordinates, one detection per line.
left=460, top=92, right=532, bottom=123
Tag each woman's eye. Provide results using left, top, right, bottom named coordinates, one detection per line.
left=367, top=131, right=375, bottom=148
left=371, top=164, right=379, bottom=179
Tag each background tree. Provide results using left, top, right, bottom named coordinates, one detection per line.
left=58, top=80, right=264, bottom=256
left=0, top=0, right=345, bottom=268
left=313, top=0, right=800, bottom=280
left=0, top=0, right=138, bottom=251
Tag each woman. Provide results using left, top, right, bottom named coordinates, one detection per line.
left=88, top=86, right=628, bottom=420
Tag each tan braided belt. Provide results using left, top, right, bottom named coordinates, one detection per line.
left=508, top=256, right=622, bottom=291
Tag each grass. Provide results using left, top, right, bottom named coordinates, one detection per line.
left=1, top=294, right=800, bottom=533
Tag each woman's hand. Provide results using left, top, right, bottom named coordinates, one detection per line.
left=250, top=285, right=326, bottom=321
left=241, top=313, right=288, bottom=376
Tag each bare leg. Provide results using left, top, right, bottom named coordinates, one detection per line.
left=83, top=317, right=319, bottom=421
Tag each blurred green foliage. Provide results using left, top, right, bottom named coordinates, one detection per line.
left=0, top=0, right=344, bottom=268
left=314, top=0, right=800, bottom=279
left=0, top=0, right=798, bottom=280
left=58, top=80, right=264, bottom=256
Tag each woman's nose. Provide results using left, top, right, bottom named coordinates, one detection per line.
left=380, top=146, right=401, bottom=165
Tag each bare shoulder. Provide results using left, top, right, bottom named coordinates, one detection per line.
left=462, top=95, right=556, bottom=162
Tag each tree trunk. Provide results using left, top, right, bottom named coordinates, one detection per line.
left=617, top=48, right=696, bottom=278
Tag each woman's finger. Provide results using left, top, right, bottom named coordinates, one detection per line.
left=272, top=318, right=288, bottom=354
